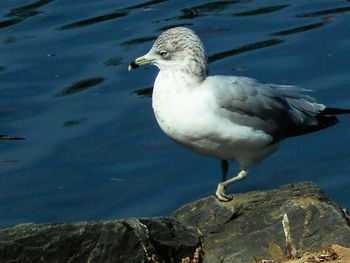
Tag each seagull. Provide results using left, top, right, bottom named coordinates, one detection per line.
left=128, top=27, right=350, bottom=201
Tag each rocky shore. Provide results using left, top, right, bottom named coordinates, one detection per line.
left=1, top=181, right=349, bottom=263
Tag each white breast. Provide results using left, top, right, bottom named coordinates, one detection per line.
left=152, top=71, right=212, bottom=141
left=151, top=70, right=276, bottom=167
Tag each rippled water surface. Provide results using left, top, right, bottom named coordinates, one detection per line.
left=1, top=0, right=350, bottom=227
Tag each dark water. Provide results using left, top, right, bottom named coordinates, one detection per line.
left=1, top=0, right=350, bottom=228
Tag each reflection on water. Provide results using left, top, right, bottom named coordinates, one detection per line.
left=60, top=0, right=170, bottom=30
left=134, top=87, right=153, bottom=98
left=0, top=135, right=25, bottom=141
left=121, top=36, right=157, bottom=47
left=1, top=0, right=350, bottom=228
left=175, top=1, right=240, bottom=20
left=60, top=11, right=129, bottom=30
left=208, top=38, right=284, bottom=63
left=55, top=77, right=105, bottom=97
left=124, top=0, right=169, bottom=11
left=158, top=23, right=193, bottom=31
left=6, top=0, right=54, bottom=16
left=0, top=0, right=54, bottom=29
left=297, top=5, right=350, bottom=17
left=104, top=56, right=123, bottom=67
left=233, top=4, right=290, bottom=16
left=63, top=118, right=88, bottom=127
left=186, top=0, right=239, bottom=12
left=272, top=21, right=328, bottom=36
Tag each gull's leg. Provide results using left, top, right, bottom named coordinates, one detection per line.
left=216, top=159, right=229, bottom=201
left=216, top=169, right=248, bottom=202
left=221, top=160, right=229, bottom=182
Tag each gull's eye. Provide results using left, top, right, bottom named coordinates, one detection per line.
left=159, top=50, right=170, bottom=59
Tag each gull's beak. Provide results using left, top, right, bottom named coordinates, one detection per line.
left=128, top=55, right=151, bottom=71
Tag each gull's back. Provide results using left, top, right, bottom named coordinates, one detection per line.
left=203, top=75, right=339, bottom=142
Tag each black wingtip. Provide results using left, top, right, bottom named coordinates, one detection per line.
left=316, top=115, right=339, bottom=128
left=320, top=107, right=350, bottom=115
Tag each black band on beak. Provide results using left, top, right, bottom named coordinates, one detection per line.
left=129, top=61, right=139, bottom=70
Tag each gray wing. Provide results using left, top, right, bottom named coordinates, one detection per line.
left=209, top=76, right=327, bottom=142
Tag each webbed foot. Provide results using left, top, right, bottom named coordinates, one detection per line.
left=215, top=183, right=233, bottom=202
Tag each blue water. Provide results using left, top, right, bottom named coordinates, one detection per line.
left=1, top=0, right=350, bottom=228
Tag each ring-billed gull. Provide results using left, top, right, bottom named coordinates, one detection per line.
left=129, top=27, right=350, bottom=201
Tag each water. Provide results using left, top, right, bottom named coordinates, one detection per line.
left=1, top=0, right=350, bottom=228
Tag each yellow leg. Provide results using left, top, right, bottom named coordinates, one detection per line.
left=215, top=170, right=248, bottom=202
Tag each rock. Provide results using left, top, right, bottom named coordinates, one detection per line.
left=0, top=217, right=202, bottom=263
left=172, top=181, right=350, bottom=263
left=282, top=244, right=350, bottom=263
left=330, top=245, right=350, bottom=262
left=0, top=182, right=349, bottom=263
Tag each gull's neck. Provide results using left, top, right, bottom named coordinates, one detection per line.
left=155, top=55, right=208, bottom=90
left=180, top=56, right=208, bottom=83
left=155, top=68, right=205, bottom=93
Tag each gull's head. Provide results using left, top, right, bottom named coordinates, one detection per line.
left=129, top=27, right=208, bottom=81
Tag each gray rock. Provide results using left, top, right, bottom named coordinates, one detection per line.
left=0, top=217, right=202, bottom=263
left=0, top=182, right=349, bottom=263
left=172, top=181, right=350, bottom=263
